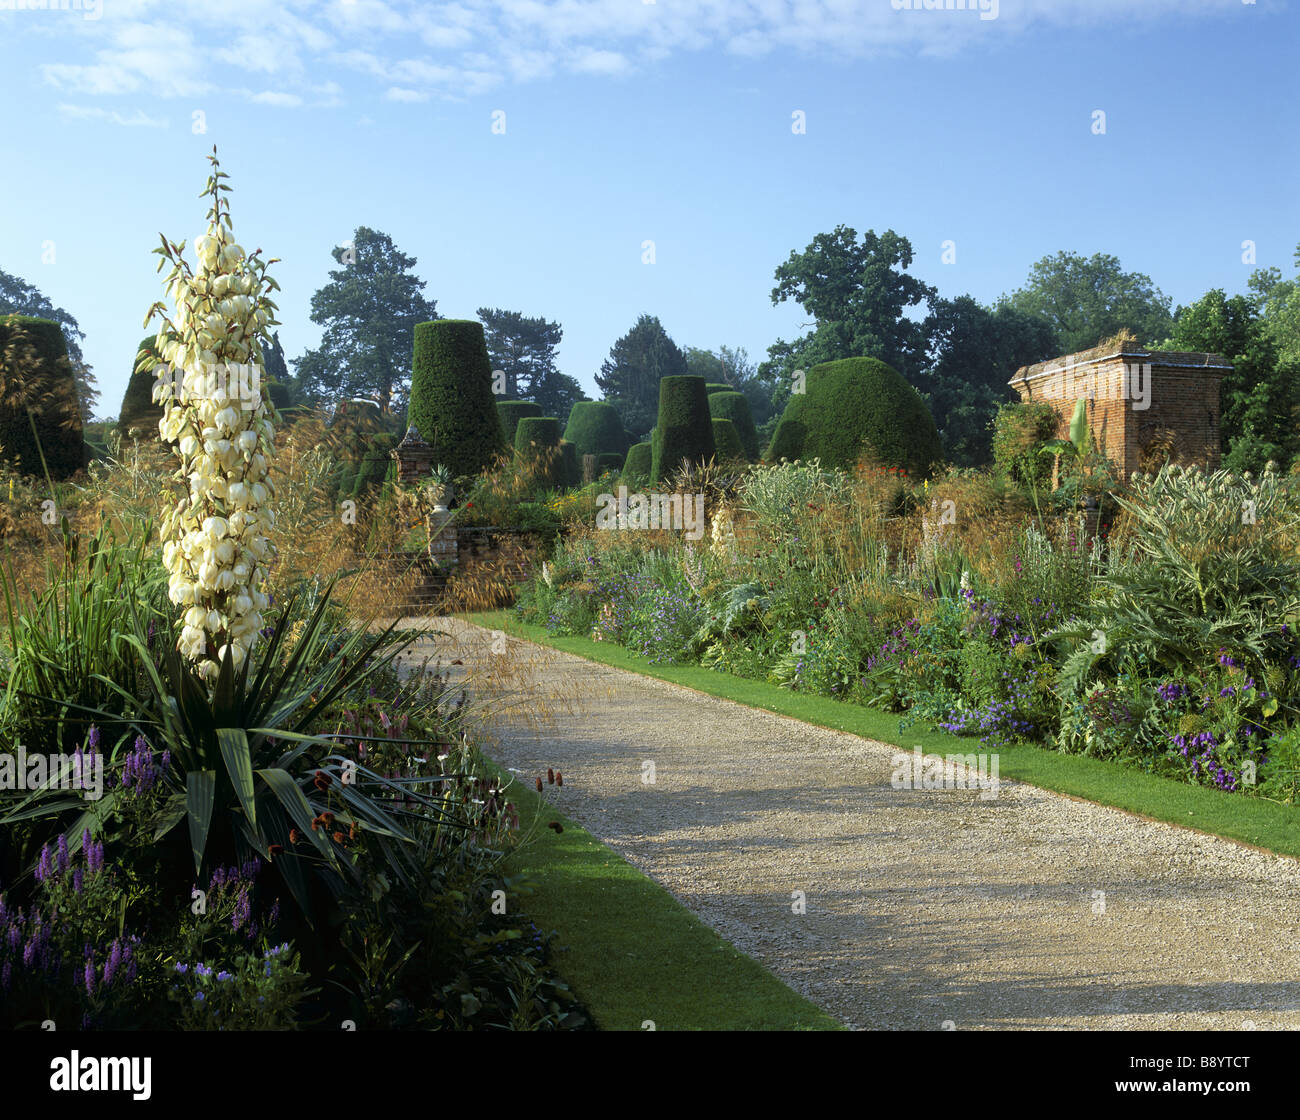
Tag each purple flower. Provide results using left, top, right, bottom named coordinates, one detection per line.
left=174, top=962, right=188, bottom=974
left=56, top=835, right=69, bottom=873
left=104, top=940, right=123, bottom=986
left=87, top=726, right=100, bottom=753
left=71, top=869, right=83, bottom=893
left=87, top=839, right=104, bottom=875
left=35, top=844, right=52, bottom=883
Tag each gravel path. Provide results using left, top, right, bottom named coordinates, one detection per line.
left=411, top=618, right=1300, bottom=1031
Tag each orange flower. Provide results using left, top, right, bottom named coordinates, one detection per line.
left=333, top=831, right=345, bottom=844
left=268, top=844, right=284, bottom=857
left=289, top=829, right=301, bottom=844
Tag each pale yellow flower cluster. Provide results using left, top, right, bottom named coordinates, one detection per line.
left=151, top=209, right=277, bottom=679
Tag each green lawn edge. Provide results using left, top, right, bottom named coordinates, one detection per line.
left=484, top=759, right=844, bottom=1031
left=464, top=609, right=1300, bottom=861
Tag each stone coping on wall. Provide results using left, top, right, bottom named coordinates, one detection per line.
left=1010, top=343, right=1232, bottom=390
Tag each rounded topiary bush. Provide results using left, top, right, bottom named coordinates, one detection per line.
left=764, top=356, right=943, bottom=477
left=707, top=390, right=760, bottom=460
left=595, top=451, right=624, bottom=474
left=624, top=441, right=652, bottom=482
left=120, top=335, right=164, bottom=438
left=711, top=418, right=746, bottom=463
left=651, top=375, right=715, bottom=483
left=497, top=400, right=543, bottom=447
left=0, top=314, right=84, bottom=479
left=408, top=319, right=506, bottom=479
left=562, top=400, right=628, bottom=461
left=515, top=416, right=564, bottom=487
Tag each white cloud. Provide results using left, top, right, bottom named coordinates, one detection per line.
left=58, top=104, right=169, bottom=127
left=386, top=86, right=430, bottom=102
left=21, top=0, right=1257, bottom=107
left=249, top=90, right=304, bottom=107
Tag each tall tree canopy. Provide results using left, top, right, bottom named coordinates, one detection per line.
left=916, top=297, right=1058, bottom=468
left=0, top=268, right=98, bottom=422
left=594, top=314, right=688, bottom=439
left=293, top=227, right=438, bottom=413
left=1003, top=250, right=1174, bottom=354
left=759, top=226, right=935, bottom=409
left=477, top=306, right=586, bottom=425
left=1168, top=287, right=1297, bottom=473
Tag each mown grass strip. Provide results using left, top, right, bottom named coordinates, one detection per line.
left=485, top=759, right=844, bottom=1032
left=466, top=610, right=1300, bottom=861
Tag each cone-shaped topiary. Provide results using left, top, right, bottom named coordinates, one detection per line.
left=651, top=375, right=715, bottom=483
left=0, top=314, right=84, bottom=479
left=515, top=416, right=564, bottom=487
left=562, top=400, right=628, bottom=460
left=765, top=356, right=943, bottom=477
left=120, top=335, right=165, bottom=438
left=711, top=418, right=746, bottom=463
left=707, top=390, right=760, bottom=460
left=408, top=319, right=506, bottom=479
left=497, top=399, right=543, bottom=447
left=624, top=441, right=652, bottom=482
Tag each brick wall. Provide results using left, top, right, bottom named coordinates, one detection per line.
left=1009, top=342, right=1231, bottom=479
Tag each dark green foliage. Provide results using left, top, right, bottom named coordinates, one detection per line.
left=0, top=267, right=98, bottom=422
left=707, top=390, right=760, bottom=459
left=0, top=314, right=84, bottom=478
left=595, top=315, right=689, bottom=439
left=408, top=320, right=506, bottom=480
left=328, top=399, right=401, bottom=500
left=992, top=401, right=1060, bottom=490
left=651, top=376, right=715, bottom=483
left=350, top=431, right=397, bottom=497
left=711, top=418, right=746, bottom=463
left=515, top=416, right=563, bottom=488
left=120, top=335, right=164, bottom=438
left=624, top=441, right=652, bottom=482
left=596, top=452, right=624, bottom=474
left=765, top=357, right=942, bottom=477
left=497, top=400, right=543, bottom=447
left=560, top=441, right=580, bottom=489
left=562, top=400, right=628, bottom=460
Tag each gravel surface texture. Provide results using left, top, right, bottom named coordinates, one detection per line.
left=412, top=618, right=1300, bottom=1031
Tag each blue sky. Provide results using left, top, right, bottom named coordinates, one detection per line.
left=0, top=0, right=1296, bottom=417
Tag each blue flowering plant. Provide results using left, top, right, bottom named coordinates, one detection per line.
left=168, top=942, right=310, bottom=1030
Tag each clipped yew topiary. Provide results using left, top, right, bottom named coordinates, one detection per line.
left=515, top=416, right=564, bottom=487
left=595, top=451, right=624, bottom=474
left=120, top=335, right=164, bottom=438
left=765, top=356, right=942, bottom=477
left=624, top=441, right=652, bottom=482
left=711, top=418, right=746, bottom=463
left=562, top=400, right=628, bottom=461
left=559, top=440, right=580, bottom=489
left=651, top=375, right=715, bottom=483
left=408, top=319, right=506, bottom=479
left=704, top=382, right=732, bottom=396
left=497, top=400, right=543, bottom=447
left=708, top=390, right=760, bottom=460
left=0, top=314, right=84, bottom=478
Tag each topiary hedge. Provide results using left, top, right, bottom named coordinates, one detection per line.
left=119, top=335, right=165, bottom=438
left=651, top=376, right=715, bottom=483
left=595, top=451, right=624, bottom=474
left=515, top=416, right=564, bottom=488
left=624, top=441, right=652, bottom=482
left=711, top=418, right=746, bottom=463
left=707, top=390, right=760, bottom=460
left=704, top=382, right=732, bottom=396
left=992, top=400, right=1060, bottom=490
left=559, top=441, right=580, bottom=489
left=764, top=356, right=943, bottom=478
left=408, top=319, right=506, bottom=479
left=497, top=400, right=543, bottom=447
left=0, top=314, right=84, bottom=479
left=562, top=400, right=628, bottom=461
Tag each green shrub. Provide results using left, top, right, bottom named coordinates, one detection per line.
left=408, top=320, right=506, bottom=480
left=765, top=357, right=942, bottom=478
left=651, top=376, right=715, bottom=483
left=497, top=400, right=543, bottom=447
left=119, top=336, right=163, bottom=439
left=595, top=452, right=624, bottom=474
left=562, top=401, right=628, bottom=461
left=711, top=418, right=746, bottom=462
left=515, top=416, right=564, bottom=488
left=559, top=441, right=580, bottom=489
left=704, top=382, right=731, bottom=396
left=624, top=441, right=652, bottom=482
left=708, top=390, right=760, bottom=459
left=0, top=314, right=85, bottom=479
left=992, top=401, right=1060, bottom=491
